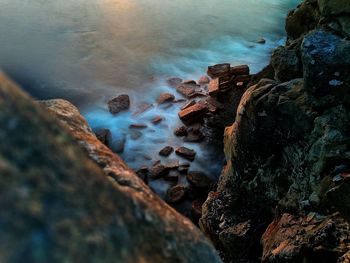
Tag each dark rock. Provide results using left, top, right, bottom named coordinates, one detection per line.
left=166, top=185, right=186, bottom=204
left=175, top=147, right=196, bottom=161
left=185, top=130, right=205, bottom=143
left=129, top=123, right=148, bottom=129
left=230, top=65, right=250, bottom=76
left=136, top=166, right=149, bottom=183
left=150, top=163, right=169, bottom=179
left=164, top=170, right=180, bottom=182
left=186, top=171, right=212, bottom=188
left=257, top=38, right=266, bottom=44
left=159, top=146, right=174, bottom=157
left=95, top=128, right=112, bottom=146
left=108, top=94, right=130, bottom=114
left=151, top=115, right=163, bottom=125
left=166, top=77, right=183, bottom=87
left=156, top=92, right=175, bottom=104
left=191, top=199, right=204, bottom=223
left=207, top=63, right=231, bottom=78
left=174, top=126, right=188, bottom=137
left=181, top=100, right=196, bottom=110
left=178, top=102, right=208, bottom=124
left=271, top=46, right=301, bottom=82
left=0, top=74, right=221, bottom=263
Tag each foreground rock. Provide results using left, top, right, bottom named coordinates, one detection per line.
left=0, top=73, right=221, bottom=263
left=200, top=1, right=350, bottom=262
left=107, top=94, right=130, bottom=114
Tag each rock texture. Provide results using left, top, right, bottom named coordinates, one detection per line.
left=0, top=72, right=221, bottom=263
left=200, top=1, right=350, bottom=262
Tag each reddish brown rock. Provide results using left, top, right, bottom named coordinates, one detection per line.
left=150, top=163, right=169, bottom=179
left=166, top=185, right=186, bottom=204
left=233, top=75, right=251, bottom=87
left=129, top=124, right=148, bottom=129
left=178, top=102, right=208, bottom=123
left=209, top=78, right=220, bottom=96
left=136, top=166, right=149, bottom=183
left=207, top=63, right=231, bottom=78
left=174, top=126, right=188, bottom=137
left=95, top=129, right=112, bottom=146
left=230, top=65, right=250, bottom=76
left=257, top=38, right=266, bottom=44
left=198, top=76, right=210, bottom=84
left=108, top=94, right=130, bottom=114
left=151, top=116, right=163, bottom=125
left=186, top=171, right=212, bottom=188
left=181, top=100, right=196, bottom=110
left=185, top=130, right=205, bottom=142
left=157, top=93, right=175, bottom=104
left=176, top=83, right=197, bottom=98
left=159, top=146, right=174, bottom=157
left=175, top=147, right=196, bottom=161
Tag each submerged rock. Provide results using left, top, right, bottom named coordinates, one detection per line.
left=166, top=76, right=183, bottom=87
left=108, top=94, right=130, bottom=114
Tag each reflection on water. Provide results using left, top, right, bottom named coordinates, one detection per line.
left=0, top=0, right=300, bottom=185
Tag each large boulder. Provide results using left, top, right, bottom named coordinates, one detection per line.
left=0, top=72, right=221, bottom=263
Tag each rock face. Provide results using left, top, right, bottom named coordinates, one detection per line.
left=200, top=1, right=350, bottom=262
left=0, top=73, right=221, bottom=263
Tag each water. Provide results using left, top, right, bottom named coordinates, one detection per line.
left=0, top=0, right=300, bottom=188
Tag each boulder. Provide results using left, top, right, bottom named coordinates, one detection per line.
left=129, top=123, right=148, bottom=129
left=207, top=63, right=231, bottom=78
left=178, top=102, right=208, bottom=124
left=156, top=92, right=175, bottom=104
left=175, top=147, right=196, bottom=161
left=271, top=46, right=301, bottom=82
left=151, top=115, right=163, bottom=124
left=108, top=94, right=130, bottom=114
left=0, top=73, right=221, bottom=263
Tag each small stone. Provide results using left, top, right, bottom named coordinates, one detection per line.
left=111, top=136, right=126, bottom=153
left=174, top=126, right=188, bottom=137
left=198, top=76, right=210, bottom=84
left=95, top=129, right=112, bottom=146
left=129, top=124, right=148, bottom=129
left=166, top=77, right=183, bottom=87
left=178, top=163, right=191, bottom=173
left=175, top=147, right=196, bottom=161
left=108, top=94, right=130, bottom=114
left=159, top=146, right=174, bottom=157
left=166, top=185, right=186, bottom=204
left=186, top=171, right=212, bottom=188
left=157, top=93, right=175, bottom=104
left=151, top=116, right=163, bottom=125
left=257, top=38, right=266, bottom=44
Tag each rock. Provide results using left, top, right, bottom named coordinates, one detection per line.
left=151, top=115, right=163, bottom=125
left=230, top=65, right=250, bottom=76
left=191, top=199, right=204, bottom=223
left=174, top=126, right=188, bottom=137
left=156, top=93, right=175, bottom=104
left=166, top=185, right=186, bottom=204
left=95, top=128, right=112, bottom=146
left=271, top=46, right=301, bottom=82
left=178, top=102, right=208, bottom=124
left=166, top=77, right=183, bottom=87
left=133, top=102, right=153, bottom=116
left=136, top=166, right=149, bottom=183
left=185, top=130, right=205, bottom=143
left=198, top=76, right=210, bottom=84
left=159, top=146, right=174, bottom=157
left=175, top=147, right=196, bottom=161
left=186, top=171, right=212, bottom=188
left=257, top=38, right=266, bottom=44
left=318, top=0, right=350, bottom=16
left=181, top=100, right=196, bottom=110
left=129, top=123, right=148, bottom=129
left=207, top=63, right=231, bottom=78
left=164, top=170, right=180, bottom=182
left=150, top=163, right=169, bottom=179
left=111, top=135, right=127, bottom=153
left=0, top=73, right=221, bottom=263
left=182, top=80, right=197, bottom=85
left=176, top=83, right=197, bottom=98
left=208, top=78, right=220, bottom=96
left=108, top=94, right=130, bottom=114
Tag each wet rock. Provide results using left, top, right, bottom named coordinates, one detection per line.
left=159, top=146, right=174, bottom=157
left=129, top=123, right=148, bottom=129
left=207, top=63, right=231, bottom=78
left=164, top=160, right=180, bottom=170
left=175, top=147, right=196, bottom=161
left=176, top=83, right=197, bottom=98
left=271, top=46, right=301, bottom=82
left=230, top=65, right=250, bottom=76
left=95, top=128, right=112, bottom=146
left=150, top=163, right=169, bottom=179
left=174, top=126, right=188, bottom=137
left=166, top=185, right=186, bottom=204
left=108, top=94, right=130, bottom=114
left=186, top=171, right=212, bottom=188
left=0, top=74, right=221, bottom=263
left=151, top=115, right=163, bottom=125
left=178, top=102, right=208, bottom=124
left=136, top=166, right=149, bottom=183
left=156, top=93, right=175, bottom=104
left=257, top=38, right=266, bottom=44
left=183, top=80, right=197, bottom=85
left=181, top=100, right=196, bottom=110
left=166, top=77, right=183, bottom=87
left=198, top=76, right=210, bottom=84
left=233, top=75, right=251, bottom=87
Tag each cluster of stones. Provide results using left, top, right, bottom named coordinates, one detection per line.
left=94, top=62, right=251, bottom=223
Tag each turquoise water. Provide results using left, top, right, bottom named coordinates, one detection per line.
left=0, top=0, right=300, bottom=188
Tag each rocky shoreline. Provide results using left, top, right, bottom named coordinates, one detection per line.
left=0, top=0, right=349, bottom=262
